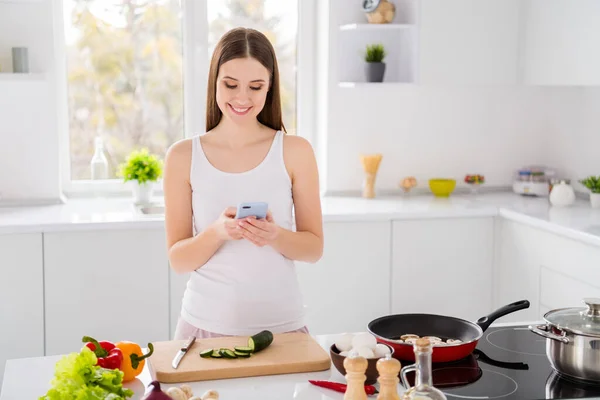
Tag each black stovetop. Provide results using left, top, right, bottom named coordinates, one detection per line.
left=401, top=325, right=600, bottom=400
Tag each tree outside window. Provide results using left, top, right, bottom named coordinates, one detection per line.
left=64, top=0, right=297, bottom=181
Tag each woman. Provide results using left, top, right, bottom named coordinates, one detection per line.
left=163, top=27, right=323, bottom=340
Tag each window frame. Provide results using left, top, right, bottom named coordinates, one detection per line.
left=58, top=0, right=317, bottom=198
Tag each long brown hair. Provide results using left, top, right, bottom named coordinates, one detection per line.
left=206, top=27, right=286, bottom=133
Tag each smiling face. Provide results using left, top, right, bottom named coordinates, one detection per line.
left=216, top=57, right=270, bottom=126
left=205, top=27, right=285, bottom=133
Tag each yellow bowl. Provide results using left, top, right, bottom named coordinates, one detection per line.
left=429, top=179, right=456, bottom=197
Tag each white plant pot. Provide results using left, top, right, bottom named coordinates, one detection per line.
left=132, top=181, right=153, bottom=204
left=591, top=193, right=600, bottom=209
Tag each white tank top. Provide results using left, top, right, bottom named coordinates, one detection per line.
left=180, top=130, right=306, bottom=335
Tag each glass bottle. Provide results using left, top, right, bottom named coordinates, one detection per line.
left=400, top=338, right=447, bottom=400
left=90, top=136, right=108, bottom=181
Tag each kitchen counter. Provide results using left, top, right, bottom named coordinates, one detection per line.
left=0, top=333, right=362, bottom=400
left=0, top=191, right=599, bottom=246
left=3, top=322, right=600, bottom=400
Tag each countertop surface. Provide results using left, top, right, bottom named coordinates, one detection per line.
left=0, top=191, right=600, bottom=246
left=2, top=322, right=598, bottom=400
left=0, top=333, right=354, bottom=400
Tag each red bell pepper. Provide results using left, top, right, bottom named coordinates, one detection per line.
left=308, top=380, right=378, bottom=396
left=82, top=336, right=124, bottom=370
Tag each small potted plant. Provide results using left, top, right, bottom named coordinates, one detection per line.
left=365, top=43, right=386, bottom=83
left=579, top=175, right=600, bottom=208
left=118, top=148, right=163, bottom=204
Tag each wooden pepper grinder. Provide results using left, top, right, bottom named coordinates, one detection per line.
left=343, top=354, right=369, bottom=400
left=376, top=354, right=402, bottom=400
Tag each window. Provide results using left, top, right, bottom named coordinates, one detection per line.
left=60, top=0, right=312, bottom=193
left=63, top=0, right=184, bottom=181
left=207, top=0, right=299, bottom=135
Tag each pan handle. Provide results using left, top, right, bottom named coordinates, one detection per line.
left=476, top=300, right=530, bottom=332
left=400, top=364, right=416, bottom=390
left=473, top=349, right=529, bottom=370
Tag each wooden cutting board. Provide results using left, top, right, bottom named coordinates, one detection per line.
left=147, top=332, right=332, bottom=383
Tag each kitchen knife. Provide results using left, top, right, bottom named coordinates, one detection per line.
left=172, top=335, right=196, bottom=369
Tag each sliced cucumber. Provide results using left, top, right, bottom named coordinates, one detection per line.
left=234, top=346, right=253, bottom=354
left=200, top=349, right=213, bottom=358
left=219, top=348, right=238, bottom=359
left=248, top=330, right=274, bottom=353
left=210, top=350, right=223, bottom=358
left=234, top=351, right=251, bottom=358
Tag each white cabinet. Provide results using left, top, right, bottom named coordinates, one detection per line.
left=391, top=217, right=494, bottom=321
left=494, top=218, right=600, bottom=322
left=493, top=219, right=545, bottom=322
left=0, top=233, right=44, bottom=388
left=296, top=221, right=391, bottom=335
left=523, top=0, right=600, bottom=86
left=418, top=0, right=521, bottom=85
left=43, top=229, right=169, bottom=356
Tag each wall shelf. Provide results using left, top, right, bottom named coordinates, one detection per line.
left=339, top=23, right=415, bottom=31
left=335, top=0, right=419, bottom=85
left=0, top=73, right=45, bottom=82
left=0, top=0, right=45, bottom=3
left=339, top=81, right=416, bottom=88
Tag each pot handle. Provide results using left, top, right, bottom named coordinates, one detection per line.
left=528, top=324, right=570, bottom=344
left=476, top=300, right=530, bottom=332
left=400, top=364, right=416, bottom=389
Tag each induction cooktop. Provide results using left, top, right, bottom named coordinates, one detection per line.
left=400, top=324, right=600, bottom=400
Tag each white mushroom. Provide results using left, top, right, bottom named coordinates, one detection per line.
left=179, top=385, right=194, bottom=399
left=334, top=333, right=354, bottom=352
left=401, top=334, right=419, bottom=341
left=201, top=390, right=219, bottom=400
left=447, top=339, right=462, bottom=344
left=166, top=387, right=188, bottom=400
left=424, top=336, right=442, bottom=343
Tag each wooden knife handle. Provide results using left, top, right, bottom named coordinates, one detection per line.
left=181, top=336, right=196, bottom=351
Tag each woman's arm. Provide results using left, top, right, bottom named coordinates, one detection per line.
left=163, top=139, right=226, bottom=273
left=239, top=136, right=324, bottom=263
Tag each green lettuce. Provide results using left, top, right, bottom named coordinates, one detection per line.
left=39, top=347, right=134, bottom=400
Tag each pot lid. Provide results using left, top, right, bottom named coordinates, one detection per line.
left=545, top=298, right=600, bottom=336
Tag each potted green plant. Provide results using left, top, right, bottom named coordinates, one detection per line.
left=579, top=175, right=600, bottom=208
left=118, top=148, right=163, bottom=204
left=365, top=43, right=386, bottom=83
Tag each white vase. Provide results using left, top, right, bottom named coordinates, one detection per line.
left=591, top=193, right=600, bottom=209
left=549, top=182, right=575, bottom=207
left=132, top=181, right=153, bottom=204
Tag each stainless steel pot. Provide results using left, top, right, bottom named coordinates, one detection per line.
left=529, top=298, right=600, bottom=382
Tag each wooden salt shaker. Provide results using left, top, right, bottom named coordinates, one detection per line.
left=376, top=354, right=401, bottom=400
left=343, top=354, right=369, bottom=400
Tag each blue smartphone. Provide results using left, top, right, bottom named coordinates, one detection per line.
left=235, top=202, right=268, bottom=219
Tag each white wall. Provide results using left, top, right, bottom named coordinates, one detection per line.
left=325, top=85, right=577, bottom=193
left=0, top=0, right=62, bottom=203
left=551, top=88, right=600, bottom=190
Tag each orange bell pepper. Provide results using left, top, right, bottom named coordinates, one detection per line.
left=115, top=341, right=154, bottom=382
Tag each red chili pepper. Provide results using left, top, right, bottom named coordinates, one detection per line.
left=308, top=380, right=378, bottom=395
left=82, top=336, right=124, bottom=370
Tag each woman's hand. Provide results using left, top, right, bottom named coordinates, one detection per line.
left=211, top=207, right=244, bottom=241
left=238, top=211, right=280, bottom=247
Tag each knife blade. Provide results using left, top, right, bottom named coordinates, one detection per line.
left=172, top=335, right=196, bottom=369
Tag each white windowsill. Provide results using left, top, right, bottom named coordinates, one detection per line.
left=62, top=179, right=164, bottom=199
